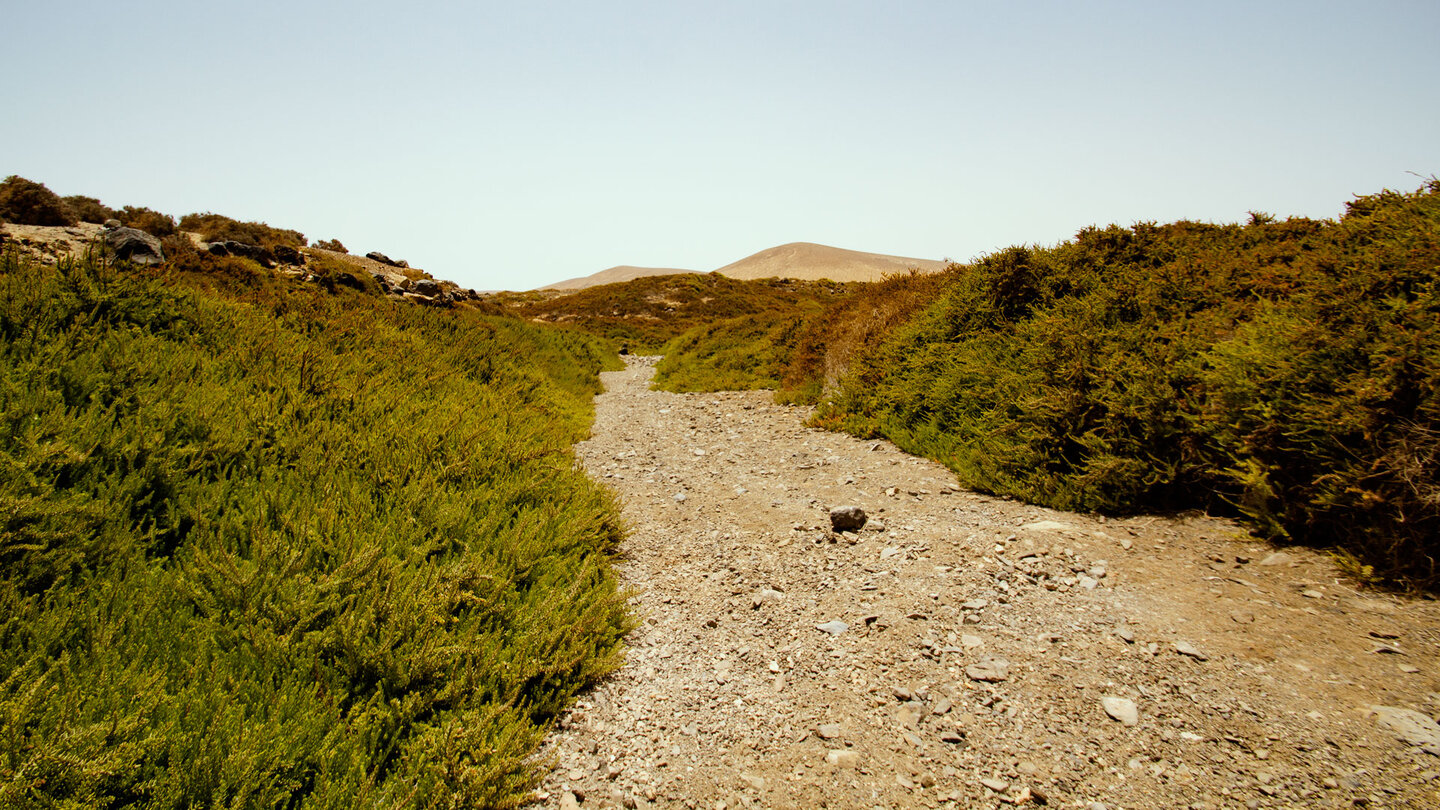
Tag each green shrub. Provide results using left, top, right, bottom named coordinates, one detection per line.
left=0, top=247, right=630, bottom=806
left=796, top=181, right=1440, bottom=586
left=314, top=238, right=348, bottom=253
left=0, top=175, right=77, bottom=226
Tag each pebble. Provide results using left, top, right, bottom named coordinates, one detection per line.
left=816, top=723, right=842, bottom=739
left=1115, top=624, right=1135, bottom=643
left=1259, top=552, right=1291, bottom=566
left=980, top=777, right=1010, bottom=792
left=816, top=620, right=849, bottom=635
left=825, top=749, right=860, bottom=768
left=559, top=792, right=581, bottom=810
left=1101, top=696, right=1139, bottom=726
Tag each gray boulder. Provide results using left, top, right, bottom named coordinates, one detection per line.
left=413, top=278, right=441, bottom=297
left=366, top=251, right=408, bottom=268
left=103, top=226, right=164, bottom=265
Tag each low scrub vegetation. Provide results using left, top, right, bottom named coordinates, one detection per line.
left=498, top=273, right=850, bottom=355
left=789, top=182, right=1440, bottom=587
left=0, top=248, right=630, bottom=806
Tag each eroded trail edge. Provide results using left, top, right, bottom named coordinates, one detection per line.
left=537, top=356, right=1440, bottom=809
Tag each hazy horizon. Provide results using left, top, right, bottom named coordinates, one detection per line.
left=4, top=1, right=1437, bottom=291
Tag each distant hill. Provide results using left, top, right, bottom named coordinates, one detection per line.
left=716, top=242, right=947, bottom=282
left=541, top=265, right=695, bottom=291
left=538, top=242, right=946, bottom=290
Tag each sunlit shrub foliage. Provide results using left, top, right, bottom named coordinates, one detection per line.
left=0, top=248, right=630, bottom=807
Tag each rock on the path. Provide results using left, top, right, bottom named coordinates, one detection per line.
left=1174, top=641, right=1209, bottom=661
left=829, top=505, right=867, bottom=532
left=1372, top=706, right=1440, bottom=755
left=965, top=656, right=1011, bottom=682
left=825, top=749, right=860, bottom=767
left=816, top=723, right=842, bottom=739
left=980, top=777, right=1010, bottom=792
left=1101, top=696, right=1139, bottom=727
left=816, top=620, right=849, bottom=635
left=558, top=792, right=581, bottom=810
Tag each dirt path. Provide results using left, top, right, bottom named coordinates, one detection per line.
left=535, top=356, right=1440, bottom=809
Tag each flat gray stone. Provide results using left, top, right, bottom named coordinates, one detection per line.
left=816, top=620, right=849, bottom=636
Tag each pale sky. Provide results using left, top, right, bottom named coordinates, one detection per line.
left=4, top=1, right=1437, bottom=291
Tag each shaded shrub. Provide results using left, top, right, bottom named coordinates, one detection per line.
left=314, top=237, right=348, bottom=253
left=0, top=175, right=76, bottom=226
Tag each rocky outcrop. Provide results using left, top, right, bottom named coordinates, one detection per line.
left=102, top=224, right=164, bottom=265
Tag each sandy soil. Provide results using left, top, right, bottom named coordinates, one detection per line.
left=534, top=356, right=1440, bottom=809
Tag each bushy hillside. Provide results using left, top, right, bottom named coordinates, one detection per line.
left=656, top=182, right=1440, bottom=588
left=0, top=248, right=629, bottom=807
left=496, top=273, right=850, bottom=355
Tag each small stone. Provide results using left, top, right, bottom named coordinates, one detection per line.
left=825, top=749, right=860, bottom=768
left=816, top=620, right=849, bottom=636
left=816, top=723, right=842, bottom=739
left=980, top=777, right=1010, bottom=792
left=1078, top=575, right=1099, bottom=590
left=919, top=773, right=937, bottom=788
left=672, top=492, right=687, bottom=503
left=1115, top=624, right=1135, bottom=643
left=961, top=599, right=990, bottom=611
left=966, top=657, right=1011, bottom=682
left=559, top=792, right=581, bottom=810
left=892, top=686, right=914, bottom=701
left=961, top=633, right=984, bottom=648
left=1401, top=664, right=1421, bottom=674
left=1302, top=589, right=1324, bottom=599
left=1230, top=610, right=1255, bottom=624
left=1174, top=641, right=1209, bottom=661
left=1259, top=552, right=1291, bottom=566
left=829, top=505, right=867, bottom=532
left=754, top=588, right=784, bottom=607
left=739, top=774, right=765, bottom=791
left=1101, top=696, right=1139, bottom=727
left=896, top=774, right=915, bottom=790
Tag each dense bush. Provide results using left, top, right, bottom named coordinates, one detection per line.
left=314, top=238, right=349, bottom=253
left=0, top=248, right=630, bottom=806
left=61, top=194, right=117, bottom=223
left=118, top=205, right=177, bottom=237
left=180, top=211, right=307, bottom=250
left=793, top=182, right=1439, bottom=586
left=0, top=175, right=76, bottom=226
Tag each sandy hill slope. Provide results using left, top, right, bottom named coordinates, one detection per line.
left=716, top=241, right=947, bottom=282
left=541, top=265, right=696, bottom=291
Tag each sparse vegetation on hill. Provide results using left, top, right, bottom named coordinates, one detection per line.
left=0, top=247, right=629, bottom=806
left=179, top=211, right=307, bottom=250
left=496, top=272, right=851, bottom=355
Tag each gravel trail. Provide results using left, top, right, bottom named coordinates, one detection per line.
left=535, top=356, right=1440, bottom=809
